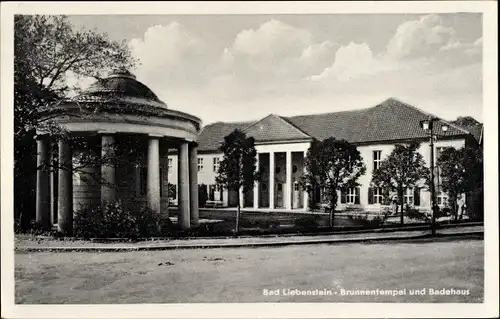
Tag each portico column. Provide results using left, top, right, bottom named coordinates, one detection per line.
left=36, top=135, right=51, bottom=230
left=147, top=136, right=161, bottom=214
left=239, top=188, right=244, bottom=208
left=303, top=150, right=309, bottom=211
left=178, top=142, right=190, bottom=230
left=101, top=133, right=116, bottom=203
left=253, top=154, right=259, bottom=209
left=285, top=151, right=292, bottom=210
left=269, top=152, right=275, bottom=209
left=58, top=139, right=73, bottom=236
left=189, top=143, right=199, bottom=225
left=163, top=152, right=169, bottom=214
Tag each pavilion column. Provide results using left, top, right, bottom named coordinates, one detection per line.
left=101, top=133, right=116, bottom=203
left=285, top=151, right=292, bottom=210
left=253, top=153, right=259, bottom=209
left=58, top=139, right=73, bottom=236
left=36, top=135, right=51, bottom=230
left=50, top=144, right=58, bottom=225
left=269, top=152, right=275, bottom=209
left=303, top=150, right=309, bottom=211
left=189, top=143, right=199, bottom=225
left=178, top=142, right=190, bottom=230
left=147, top=136, right=161, bottom=214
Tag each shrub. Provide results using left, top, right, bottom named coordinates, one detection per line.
left=351, top=214, right=386, bottom=228
left=14, top=220, right=59, bottom=236
left=293, top=215, right=319, bottom=230
left=135, top=207, right=162, bottom=237
left=74, top=205, right=102, bottom=239
left=404, top=206, right=429, bottom=222
left=440, top=207, right=452, bottom=217
left=269, top=220, right=280, bottom=229
left=74, top=200, right=170, bottom=239
left=468, top=187, right=483, bottom=221
left=370, top=215, right=386, bottom=228
left=239, top=218, right=280, bottom=229
left=74, top=201, right=133, bottom=238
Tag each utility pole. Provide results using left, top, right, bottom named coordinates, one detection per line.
left=429, top=125, right=437, bottom=236
left=420, top=115, right=448, bottom=237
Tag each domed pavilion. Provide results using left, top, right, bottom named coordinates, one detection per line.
left=35, top=69, right=202, bottom=235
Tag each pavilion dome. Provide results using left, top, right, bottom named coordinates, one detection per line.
left=73, top=68, right=167, bottom=109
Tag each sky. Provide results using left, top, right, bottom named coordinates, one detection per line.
left=67, top=13, right=483, bottom=126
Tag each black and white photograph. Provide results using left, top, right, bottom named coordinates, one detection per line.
left=1, top=1, right=498, bottom=318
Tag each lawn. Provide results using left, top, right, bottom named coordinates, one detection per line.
left=14, top=238, right=483, bottom=303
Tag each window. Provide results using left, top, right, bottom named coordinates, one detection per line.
left=369, top=187, right=383, bottom=204
left=213, top=157, right=220, bottom=172
left=403, top=188, right=421, bottom=206
left=341, top=188, right=360, bottom=204
left=437, top=188, right=449, bottom=206
left=209, top=184, right=216, bottom=201
left=404, top=188, right=414, bottom=206
left=294, top=182, right=300, bottom=191
left=277, top=183, right=283, bottom=191
left=216, top=184, right=223, bottom=201
left=373, top=150, right=382, bottom=171
left=346, top=188, right=358, bottom=204
left=292, top=165, right=298, bottom=173
left=168, top=158, right=172, bottom=171
left=320, top=186, right=327, bottom=202
left=168, top=184, right=177, bottom=200
left=197, top=158, right=204, bottom=172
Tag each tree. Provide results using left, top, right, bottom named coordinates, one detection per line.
left=302, top=138, right=366, bottom=228
left=215, top=130, right=259, bottom=233
left=437, top=147, right=466, bottom=220
left=14, top=15, right=136, bottom=229
left=371, top=142, right=430, bottom=226
left=438, top=146, right=483, bottom=220
left=451, top=116, right=482, bottom=128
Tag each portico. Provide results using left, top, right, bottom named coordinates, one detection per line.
left=35, top=69, right=202, bottom=235
left=247, top=142, right=311, bottom=211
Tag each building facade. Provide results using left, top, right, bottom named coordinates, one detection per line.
left=167, top=98, right=482, bottom=213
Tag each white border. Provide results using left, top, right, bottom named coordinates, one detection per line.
left=1, top=2, right=498, bottom=318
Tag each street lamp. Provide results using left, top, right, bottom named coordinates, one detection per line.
left=419, top=116, right=449, bottom=236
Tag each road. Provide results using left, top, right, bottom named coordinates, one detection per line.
left=15, top=238, right=483, bottom=303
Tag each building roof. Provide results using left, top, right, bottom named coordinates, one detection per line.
left=72, top=68, right=168, bottom=109
left=243, top=114, right=312, bottom=143
left=197, top=98, right=475, bottom=152
left=197, top=121, right=253, bottom=152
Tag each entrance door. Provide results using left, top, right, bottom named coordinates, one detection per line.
left=276, top=183, right=283, bottom=208
left=260, top=183, right=269, bottom=208
left=244, top=188, right=254, bottom=208
left=292, top=181, right=301, bottom=209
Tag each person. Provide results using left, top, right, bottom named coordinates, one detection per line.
left=457, top=194, right=466, bottom=220
left=392, top=196, right=399, bottom=215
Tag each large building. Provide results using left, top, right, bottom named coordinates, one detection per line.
left=168, top=98, right=483, bottom=213
left=35, top=69, right=483, bottom=234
